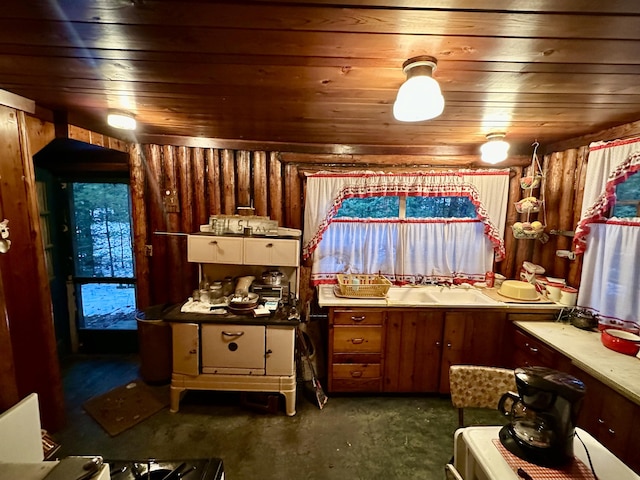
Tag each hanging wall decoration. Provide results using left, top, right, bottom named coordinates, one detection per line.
left=0, top=219, right=11, bottom=253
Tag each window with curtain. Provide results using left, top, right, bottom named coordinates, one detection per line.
left=574, top=138, right=640, bottom=323
left=303, top=170, right=510, bottom=285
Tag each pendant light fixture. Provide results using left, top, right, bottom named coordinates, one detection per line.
left=107, top=110, right=137, bottom=130
left=393, top=55, right=445, bottom=122
left=480, top=133, right=510, bottom=164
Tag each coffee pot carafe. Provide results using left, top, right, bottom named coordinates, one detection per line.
left=498, top=366, right=585, bottom=467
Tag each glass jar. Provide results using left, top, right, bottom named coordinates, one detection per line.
left=210, top=282, right=223, bottom=300
left=222, top=276, right=235, bottom=297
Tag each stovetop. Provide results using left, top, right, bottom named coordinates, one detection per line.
left=105, top=458, right=223, bottom=480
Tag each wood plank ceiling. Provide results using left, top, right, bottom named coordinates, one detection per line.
left=1, top=1, right=640, bottom=159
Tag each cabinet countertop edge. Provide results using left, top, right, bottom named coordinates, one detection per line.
left=515, top=321, right=640, bottom=406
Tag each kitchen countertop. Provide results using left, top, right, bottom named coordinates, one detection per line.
left=515, top=321, right=640, bottom=406
left=317, top=284, right=563, bottom=310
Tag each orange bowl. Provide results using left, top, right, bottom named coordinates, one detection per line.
left=601, top=329, right=640, bottom=356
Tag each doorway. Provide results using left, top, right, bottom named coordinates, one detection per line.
left=68, top=181, right=138, bottom=352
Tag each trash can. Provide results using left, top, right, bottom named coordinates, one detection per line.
left=136, top=305, right=172, bottom=385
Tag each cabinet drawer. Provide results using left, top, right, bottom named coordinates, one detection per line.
left=332, top=352, right=381, bottom=364
left=187, top=235, right=243, bottom=264
left=333, top=310, right=384, bottom=325
left=331, top=377, right=382, bottom=392
left=513, top=329, right=557, bottom=367
left=333, top=326, right=382, bottom=353
left=243, top=237, right=300, bottom=266
left=333, top=363, right=381, bottom=379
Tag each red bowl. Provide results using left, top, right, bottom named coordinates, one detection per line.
left=601, top=329, right=640, bottom=356
left=597, top=316, right=640, bottom=334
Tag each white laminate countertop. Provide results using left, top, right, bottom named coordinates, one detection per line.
left=317, top=284, right=563, bottom=310
left=515, top=321, right=640, bottom=405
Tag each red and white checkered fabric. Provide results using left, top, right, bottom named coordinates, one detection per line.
left=492, top=439, right=596, bottom=480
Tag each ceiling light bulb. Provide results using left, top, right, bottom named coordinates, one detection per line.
left=481, top=133, right=510, bottom=164
left=107, top=111, right=137, bottom=130
left=393, top=56, right=445, bottom=122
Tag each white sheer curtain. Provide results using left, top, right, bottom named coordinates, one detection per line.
left=304, top=170, right=509, bottom=285
left=574, top=138, right=640, bottom=323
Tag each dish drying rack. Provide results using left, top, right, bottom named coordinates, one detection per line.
left=336, top=274, right=392, bottom=298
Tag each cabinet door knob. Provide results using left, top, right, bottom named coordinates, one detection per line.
left=350, top=338, right=365, bottom=344
left=351, top=316, right=366, bottom=322
left=209, top=240, right=218, bottom=245
left=447, top=343, right=452, bottom=348
left=435, top=341, right=441, bottom=347
left=189, top=349, right=197, bottom=354
left=350, top=371, right=363, bottom=378
left=266, top=243, right=273, bottom=248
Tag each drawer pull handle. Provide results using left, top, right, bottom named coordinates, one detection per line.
left=350, top=371, right=363, bottom=378
left=189, top=349, right=197, bottom=354
left=351, top=316, right=366, bottom=322
left=222, top=331, right=245, bottom=337
left=608, top=428, right=616, bottom=435
left=598, top=418, right=605, bottom=424
left=266, top=243, right=273, bottom=248
left=350, top=338, right=365, bottom=344
left=528, top=346, right=538, bottom=353
left=209, top=240, right=218, bottom=245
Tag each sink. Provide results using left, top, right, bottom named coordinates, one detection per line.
left=386, top=287, right=440, bottom=304
left=425, top=288, right=499, bottom=305
left=386, top=286, right=499, bottom=305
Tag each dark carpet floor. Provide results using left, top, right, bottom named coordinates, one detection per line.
left=54, top=354, right=504, bottom=479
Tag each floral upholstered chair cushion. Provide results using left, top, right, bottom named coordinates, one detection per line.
left=449, top=365, right=516, bottom=427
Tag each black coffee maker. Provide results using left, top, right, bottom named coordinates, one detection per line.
left=498, top=366, right=585, bottom=467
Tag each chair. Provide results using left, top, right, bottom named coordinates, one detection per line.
left=449, top=365, right=516, bottom=428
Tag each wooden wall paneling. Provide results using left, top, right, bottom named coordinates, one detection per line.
left=268, top=152, right=283, bottom=225
left=221, top=149, right=236, bottom=215
left=192, top=148, right=207, bottom=227
left=176, top=146, right=195, bottom=300
left=236, top=150, right=251, bottom=208
left=567, top=146, right=589, bottom=287
left=285, top=163, right=302, bottom=228
left=553, top=148, right=578, bottom=279
left=162, top=145, right=185, bottom=304
left=502, top=168, right=522, bottom=279
left=24, top=115, right=55, bottom=156
left=0, top=108, right=65, bottom=430
left=0, top=231, right=19, bottom=412
left=252, top=151, right=268, bottom=216
left=129, top=143, right=151, bottom=309
left=541, top=151, right=564, bottom=276
left=145, top=144, right=169, bottom=305
left=205, top=148, right=221, bottom=216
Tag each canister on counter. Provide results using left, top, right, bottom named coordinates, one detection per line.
left=485, top=271, right=495, bottom=288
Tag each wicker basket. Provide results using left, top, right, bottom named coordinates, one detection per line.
left=511, top=226, right=541, bottom=239
left=336, top=274, right=392, bottom=298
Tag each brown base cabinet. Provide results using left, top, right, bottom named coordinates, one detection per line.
left=384, top=310, right=444, bottom=392
left=511, top=325, right=640, bottom=474
left=328, top=307, right=515, bottom=394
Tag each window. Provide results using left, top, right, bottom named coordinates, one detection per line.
left=612, top=171, right=640, bottom=217
left=70, top=182, right=137, bottom=330
left=303, top=171, right=510, bottom=285
left=334, top=196, right=477, bottom=219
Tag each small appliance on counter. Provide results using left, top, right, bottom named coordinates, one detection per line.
left=498, top=366, right=585, bottom=467
left=251, top=269, right=290, bottom=304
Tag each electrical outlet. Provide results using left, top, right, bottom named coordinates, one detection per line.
left=163, top=189, right=180, bottom=213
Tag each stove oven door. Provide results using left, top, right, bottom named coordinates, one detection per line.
left=201, top=324, right=266, bottom=374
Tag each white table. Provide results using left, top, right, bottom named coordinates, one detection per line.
left=453, top=426, right=640, bottom=480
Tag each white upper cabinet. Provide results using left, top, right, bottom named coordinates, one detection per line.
left=187, top=235, right=244, bottom=264
left=243, top=237, right=300, bottom=267
left=187, top=234, right=299, bottom=267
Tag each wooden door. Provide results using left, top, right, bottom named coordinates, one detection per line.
left=439, top=310, right=508, bottom=393
left=171, top=322, right=199, bottom=376
left=384, top=309, right=444, bottom=392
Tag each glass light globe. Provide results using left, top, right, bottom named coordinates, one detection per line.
left=393, top=75, right=445, bottom=122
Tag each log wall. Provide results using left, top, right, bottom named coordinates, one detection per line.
left=131, top=145, right=589, bottom=310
